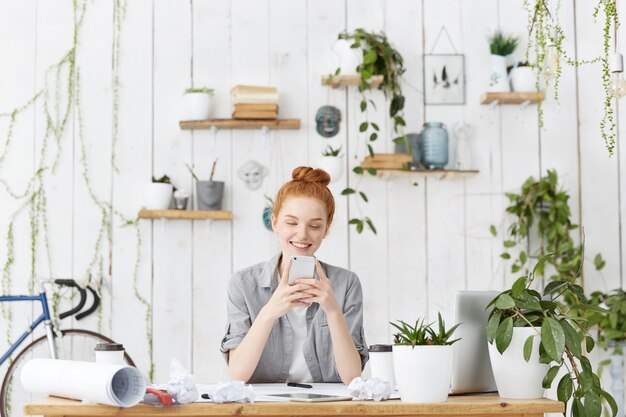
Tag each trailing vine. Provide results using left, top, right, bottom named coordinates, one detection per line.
left=0, top=0, right=154, bottom=378
left=524, top=0, right=619, bottom=155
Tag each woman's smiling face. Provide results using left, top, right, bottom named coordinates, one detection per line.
left=272, top=196, right=329, bottom=257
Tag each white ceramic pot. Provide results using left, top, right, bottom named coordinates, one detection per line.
left=332, top=39, right=362, bottom=75
left=392, top=345, right=453, bottom=403
left=182, top=92, right=211, bottom=120
left=316, top=156, right=343, bottom=183
left=142, top=183, right=173, bottom=210
left=488, top=54, right=511, bottom=93
left=488, top=327, right=548, bottom=399
left=510, top=66, right=536, bottom=92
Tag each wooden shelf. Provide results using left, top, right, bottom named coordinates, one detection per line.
left=139, top=209, right=233, bottom=220
left=480, top=92, right=545, bottom=105
left=321, top=75, right=384, bottom=89
left=374, top=168, right=479, bottom=180
left=179, top=118, right=300, bottom=130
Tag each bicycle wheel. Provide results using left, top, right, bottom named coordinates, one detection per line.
left=0, top=329, right=135, bottom=417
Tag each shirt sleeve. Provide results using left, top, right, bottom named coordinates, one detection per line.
left=220, top=274, right=252, bottom=363
left=343, top=273, right=369, bottom=370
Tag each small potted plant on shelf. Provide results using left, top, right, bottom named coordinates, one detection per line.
left=143, top=175, right=173, bottom=210
left=488, top=31, right=518, bottom=93
left=182, top=87, right=214, bottom=121
left=391, top=313, right=461, bottom=403
left=316, top=145, right=343, bottom=183
left=486, top=255, right=618, bottom=417
left=509, top=61, right=537, bottom=92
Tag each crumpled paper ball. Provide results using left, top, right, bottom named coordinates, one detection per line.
left=348, top=377, right=392, bottom=401
left=210, top=381, right=256, bottom=404
left=167, top=358, right=199, bottom=404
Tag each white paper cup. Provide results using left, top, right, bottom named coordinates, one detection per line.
left=95, top=343, right=125, bottom=365
left=369, top=344, right=395, bottom=389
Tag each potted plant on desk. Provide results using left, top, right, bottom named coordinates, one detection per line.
left=486, top=256, right=617, bottom=417
left=391, top=313, right=461, bottom=403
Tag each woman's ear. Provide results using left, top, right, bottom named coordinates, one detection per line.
left=271, top=214, right=278, bottom=232
left=323, top=222, right=331, bottom=238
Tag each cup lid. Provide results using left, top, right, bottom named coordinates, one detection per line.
left=368, top=344, right=392, bottom=352
left=95, top=343, right=124, bottom=351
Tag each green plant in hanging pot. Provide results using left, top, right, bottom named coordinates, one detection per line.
left=486, top=255, right=617, bottom=415
left=490, top=169, right=605, bottom=293
left=586, top=289, right=626, bottom=353
left=336, top=28, right=406, bottom=235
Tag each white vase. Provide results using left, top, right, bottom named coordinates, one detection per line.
left=488, top=327, right=548, bottom=399
left=316, top=156, right=343, bottom=183
left=142, top=183, right=173, bottom=210
left=488, top=54, right=511, bottom=93
left=392, top=345, right=453, bottom=403
left=510, top=66, right=536, bottom=92
left=332, top=39, right=362, bottom=75
left=182, top=92, right=211, bottom=120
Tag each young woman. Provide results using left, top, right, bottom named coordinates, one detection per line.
left=220, top=166, right=368, bottom=384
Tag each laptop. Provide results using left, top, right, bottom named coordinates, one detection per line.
left=449, top=290, right=499, bottom=395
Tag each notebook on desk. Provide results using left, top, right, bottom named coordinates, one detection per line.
left=449, top=290, right=499, bottom=395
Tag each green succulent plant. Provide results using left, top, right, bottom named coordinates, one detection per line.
left=391, top=313, right=461, bottom=347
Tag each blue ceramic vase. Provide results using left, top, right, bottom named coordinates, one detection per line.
left=418, top=122, right=448, bottom=170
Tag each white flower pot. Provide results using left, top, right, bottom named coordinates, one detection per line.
left=332, top=39, right=362, bottom=75
left=488, top=54, right=511, bottom=93
left=142, top=183, right=173, bottom=210
left=510, top=67, right=536, bottom=92
left=392, top=345, right=453, bottom=403
left=182, top=92, right=212, bottom=120
left=316, top=156, right=343, bottom=183
left=488, top=327, right=548, bottom=399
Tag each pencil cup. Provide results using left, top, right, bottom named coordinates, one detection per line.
left=95, top=343, right=125, bottom=365
left=196, top=181, right=224, bottom=210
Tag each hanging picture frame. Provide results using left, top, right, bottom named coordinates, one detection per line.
left=424, top=54, right=466, bottom=105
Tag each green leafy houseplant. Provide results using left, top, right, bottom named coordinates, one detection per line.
left=491, top=170, right=604, bottom=289
left=336, top=28, right=407, bottom=235
left=587, top=289, right=626, bottom=352
left=489, top=31, right=519, bottom=56
left=486, top=256, right=617, bottom=417
left=322, top=145, right=342, bottom=157
left=391, top=313, right=461, bottom=347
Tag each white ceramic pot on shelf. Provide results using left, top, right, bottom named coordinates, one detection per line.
left=488, top=327, right=548, bottom=399
left=392, top=345, right=453, bottom=403
left=510, top=66, right=536, bottom=92
left=316, top=156, right=343, bottom=183
left=142, top=183, right=173, bottom=210
left=182, top=92, right=212, bottom=120
left=488, top=54, right=511, bottom=93
left=332, top=39, right=362, bottom=75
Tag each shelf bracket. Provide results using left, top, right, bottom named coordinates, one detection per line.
left=519, top=100, right=531, bottom=110
left=209, top=126, right=218, bottom=151
left=488, top=100, right=499, bottom=111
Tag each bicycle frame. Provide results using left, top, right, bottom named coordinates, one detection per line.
left=0, top=292, right=57, bottom=366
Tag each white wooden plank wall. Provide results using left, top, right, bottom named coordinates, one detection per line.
left=0, top=0, right=624, bottom=385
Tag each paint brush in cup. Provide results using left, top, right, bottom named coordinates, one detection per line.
left=185, top=163, right=199, bottom=181
left=209, top=158, right=218, bottom=182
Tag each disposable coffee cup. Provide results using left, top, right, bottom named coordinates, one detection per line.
left=95, top=343, right=125, bottom=365
left=368, top=344, right=395, bottom=388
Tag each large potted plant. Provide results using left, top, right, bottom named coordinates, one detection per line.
left=487, top=31, right=518, bottom=93
left=336, top=28, right=406, bottom=235
left=391, top=313, right=461, bottom=403
left=486, top=256, right=617, bottom=417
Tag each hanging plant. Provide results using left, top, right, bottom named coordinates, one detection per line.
left=336, top=28, right=406, bottom=234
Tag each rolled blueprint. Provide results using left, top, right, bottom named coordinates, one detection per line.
left=21, top=358, right=146, bottom=407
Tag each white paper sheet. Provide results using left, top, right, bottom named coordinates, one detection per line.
left=21, top=358, right=146, bottom=407
left=195, top=383, right=400, bottom=402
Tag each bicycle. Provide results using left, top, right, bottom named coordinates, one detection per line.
left=0, top=278, right=135, bottom=417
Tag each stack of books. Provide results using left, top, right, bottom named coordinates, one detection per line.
left=231, top=85, right=279, bottom=119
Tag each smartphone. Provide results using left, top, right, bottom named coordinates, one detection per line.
left=288, top=255, right=316, bottom=284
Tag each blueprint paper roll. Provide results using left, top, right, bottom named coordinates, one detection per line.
left=21, top=359, right=146, bottom=407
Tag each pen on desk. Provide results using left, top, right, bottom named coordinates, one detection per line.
left=287, top=382, right=313, bottom=388
left=201, top=393, right=211, bottom=400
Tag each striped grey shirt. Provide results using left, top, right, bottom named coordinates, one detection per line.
left=220, top=253, right=368, bottom=383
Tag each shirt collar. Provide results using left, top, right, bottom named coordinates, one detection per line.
left=260, top=252, right=282, bottom=289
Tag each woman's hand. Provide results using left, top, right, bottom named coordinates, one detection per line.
left=295, top=261, right=340, bottom=314
left=261, top=258, right=312, bottom=321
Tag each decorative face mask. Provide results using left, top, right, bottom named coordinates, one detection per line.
left=237, top=160, right=268, bottom=191
left=315, top=106, right=341, bottom=138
